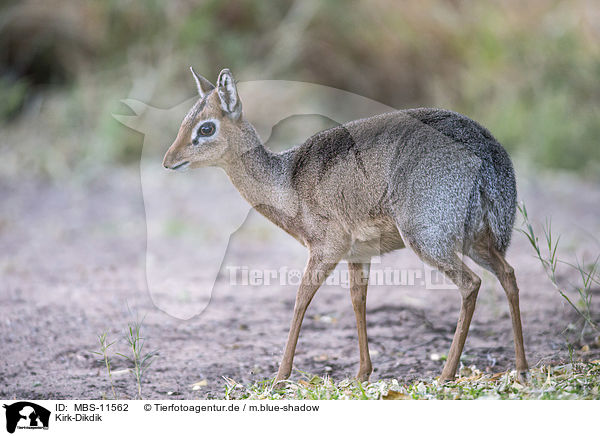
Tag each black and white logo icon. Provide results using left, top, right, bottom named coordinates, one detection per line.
left=3, top=402, right=50, bottom=434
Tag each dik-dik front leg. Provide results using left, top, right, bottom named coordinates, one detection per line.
left=275, top=254, right=340, bottom=383
left=348, top=262, right=372, bottom=382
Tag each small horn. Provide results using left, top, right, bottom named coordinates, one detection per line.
left=190, top=67, right=215, bottom=97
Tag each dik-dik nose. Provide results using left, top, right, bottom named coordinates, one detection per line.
left=162, top=151, right=190, bottom=171
left=162, top=151, right=174, bottom=169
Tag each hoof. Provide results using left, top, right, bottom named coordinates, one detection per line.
left=356, top=373, right=371, bottom=383
left=273, top=372, right=291, bottom=388
left=516, top=369, right=529, bottom=384
left=438, top=372, right=456, bottom=384
left=272, top=379, right=287, bottom=388
left=438, top=377, right=456, bottom=385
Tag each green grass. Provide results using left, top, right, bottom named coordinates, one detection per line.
left=93, top=315, right=158, bottom=400
left=116, top=317, right=158, bottom=400
left=90, top=331, right=118, bottom=400
left=222, top=363, right=600, bottom=400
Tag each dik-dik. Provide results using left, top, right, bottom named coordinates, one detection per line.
left=163, top=68, right=528, bottom=383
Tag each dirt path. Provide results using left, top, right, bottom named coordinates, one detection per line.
left=1, top=166, right=599, bottom=399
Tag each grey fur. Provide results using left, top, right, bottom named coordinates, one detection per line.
left=218, top=109, right=516, bottom=265
left=163, top=69, right=527, bottom=383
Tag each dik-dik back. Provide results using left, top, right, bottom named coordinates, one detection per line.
left=164, top=68, right=527, bottom=384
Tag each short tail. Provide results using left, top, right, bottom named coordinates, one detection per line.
left=479, top=153, right=517, bottom=254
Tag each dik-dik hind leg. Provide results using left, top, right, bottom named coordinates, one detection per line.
left=397, top=225, right=481, bottom=382
left=275, top=254, right=340, bottom=383
left=348, top=262, right=372, bottom=382
left=437, top=257, right=482, bottom=383
left=487, top=247, right=529, bottom=380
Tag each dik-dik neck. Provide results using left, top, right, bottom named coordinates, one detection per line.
left=222, top=121, right=296, bottom=214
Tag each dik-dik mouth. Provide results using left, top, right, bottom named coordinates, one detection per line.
left=169, top=161, right=190, bottom=171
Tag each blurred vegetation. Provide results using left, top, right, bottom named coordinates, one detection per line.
left=0, top=0, right=598, bottom=180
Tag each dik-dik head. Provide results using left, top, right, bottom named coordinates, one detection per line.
left=163, top=68, right=245, bottom=170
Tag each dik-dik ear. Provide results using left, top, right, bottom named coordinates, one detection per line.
left=190, top=66, right=215, bottom=97
left=216, top=68, right=242, bottom=120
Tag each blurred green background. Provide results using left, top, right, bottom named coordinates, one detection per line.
left=0, top=0, right=598, bottom=181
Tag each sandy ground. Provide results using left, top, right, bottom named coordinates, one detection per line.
left=0, top=164, right=599, bottom=399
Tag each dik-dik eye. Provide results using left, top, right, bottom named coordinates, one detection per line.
left=198, top=122, right=216, bottom=137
